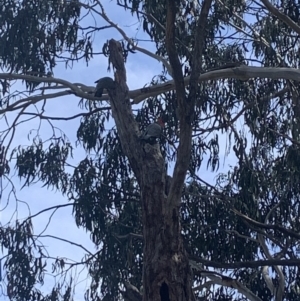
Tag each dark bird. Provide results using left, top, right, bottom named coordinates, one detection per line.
left=94, top=77, right=115, bottom=97
left=140, top=117, right=164, bottom=144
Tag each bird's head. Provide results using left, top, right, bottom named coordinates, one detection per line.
left=157, top=117, right=165, bottom=127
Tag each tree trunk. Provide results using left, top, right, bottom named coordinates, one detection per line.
left=107, top=39, right=195, bottom=301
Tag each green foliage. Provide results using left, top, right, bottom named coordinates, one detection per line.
left=1, top=220, right=47, bottom=301
left=0, top=0, right=86, bottom=90
left=14, top=138, right=71, bottom=191
left=1, top=0, right=300, bottom=301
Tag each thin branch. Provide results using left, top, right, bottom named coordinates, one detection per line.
left=36, top=234, right=93, bottom=256
left=166, top=0, right=213, bottom=210
left=0, top=91, right=73, bottom=114
left=233, top=208, right=300, bottom=239
left=216, top=0, right=270, bottom=48
left=114, top=232, right=143, bottom=240
left=21, top=203, right=73, bottom=225
left=260, top=0, right=300, bottom=35
left=0, top=73, right=83, bottom=95
left=262, top=266, right=275, bottom=294
left=225, top=229, right=259, bottom=243
left=83, top=0, right=173, bottom=76
left=22, top=106, right=111, bottom=121
left=258, top=234, right=285, bottom=300
left=258, top=203, right=286, bottom=301
left=115, top=2, right=192, bottom=59
left=165, top=0, right=189, bottom=207
left=201, top=271, right=263, bottom=301
left=191, top=263, right=263, bottom=301
left=189, top=254, right=300, bottom=269
left=2, top=104, right=28, bottom=160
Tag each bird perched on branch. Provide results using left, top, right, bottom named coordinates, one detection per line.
left=94, top=77, right=115, bottom=97
left=140, top=117, right=164, bottom=145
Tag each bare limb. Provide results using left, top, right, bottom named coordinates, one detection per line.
left=1, top=67, right=299, bottom=114
left=257, top=202, right=286, bottom=301
left=258, top=234, right=285, bottom=300
left=130, top=66, right=300, bottom=103
left=262, top=266, right=275, bottom=294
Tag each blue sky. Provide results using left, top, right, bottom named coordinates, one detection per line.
left=0, top=1, right=238, bottom=300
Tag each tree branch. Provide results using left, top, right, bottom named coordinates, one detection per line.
left=257, top=204, right=285, bottom=300
left=165, top=0, right=189, bottom=208
left=260, top=0, right=300, bottom=35
left=200, top=271, right=263, bottom=301
left=21, top=107, right=111, bottom=121
left=88, top=0, right=173, bottom=76
left=166, top=0, right=213, bottom=209
left=191, top=261, right=263, bottom=301
left=262, top=266, right=275, bottom=294
left=232, top=208, right=300, bottom=239
left=189, top=255, right=300, bottom=269
left=2, top=67, right=300, bottom=114
left=258, top=234, right=284, bottom=300
left=130, top=66, right=300, bottom=103
left=0, top=73, right=84, bottom=95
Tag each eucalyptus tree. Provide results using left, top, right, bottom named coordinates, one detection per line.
left=1, top=0, right=300, bottom=301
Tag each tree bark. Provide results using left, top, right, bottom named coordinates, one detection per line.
left=107, top=39, right=195, bottom=301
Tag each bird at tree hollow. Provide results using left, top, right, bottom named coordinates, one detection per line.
left=140, top=117, right=164, bottom=144
left=94, top=77, right=115, bottom=97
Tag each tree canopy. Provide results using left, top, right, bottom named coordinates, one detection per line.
left=1, top=0, right=300, bottom=301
